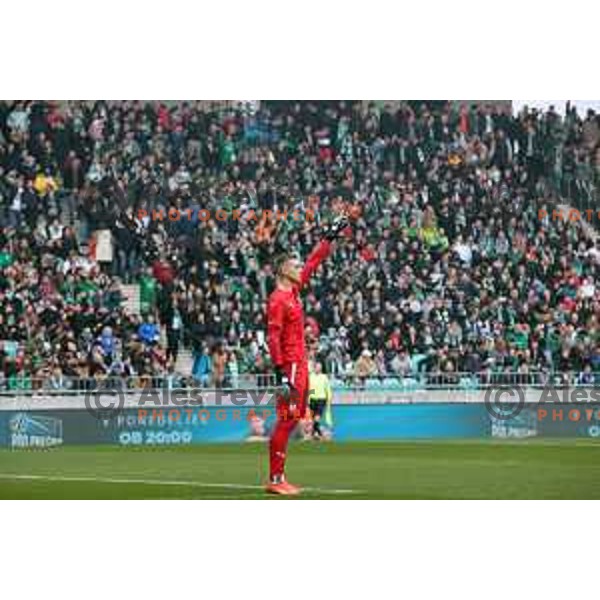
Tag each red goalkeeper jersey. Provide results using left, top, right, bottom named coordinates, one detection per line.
left=266, top=240, right=332, bottom=367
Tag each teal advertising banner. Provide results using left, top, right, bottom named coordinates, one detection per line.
left=1, top=403, right=599, bottom=447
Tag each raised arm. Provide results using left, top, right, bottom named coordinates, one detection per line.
left=298, top=211, right=352, bottom=290
left=298, top=240, right=332, bottom=291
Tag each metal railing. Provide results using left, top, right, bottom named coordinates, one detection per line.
left=0, top=371, right=598, bottom=396
left=0, top=373, right=272, bottom=395
left=540, top=134, right=600, bottom=213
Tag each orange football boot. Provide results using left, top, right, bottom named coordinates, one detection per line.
left=265, top=480, right=302, bottom=496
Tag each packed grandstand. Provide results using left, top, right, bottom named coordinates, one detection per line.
left=1, top=100, right=599, bottom=392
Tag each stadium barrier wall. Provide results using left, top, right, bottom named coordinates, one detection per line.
left=1, top=398, right=600, bottom=448
left=1, top=387, right=597, bottom=410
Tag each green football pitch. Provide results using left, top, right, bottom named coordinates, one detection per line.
left=1, top=439, right=600, bottom=499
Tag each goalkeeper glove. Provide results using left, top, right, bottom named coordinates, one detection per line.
left=323, top=214, right=351, bottom=241
left=274, top=367, right=292, bottom=402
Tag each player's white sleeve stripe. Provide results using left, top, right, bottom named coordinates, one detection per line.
left=290, top=362, right=297, bottom=386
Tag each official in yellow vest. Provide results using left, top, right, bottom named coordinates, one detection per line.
left=308, top=362, right=332, bottom=439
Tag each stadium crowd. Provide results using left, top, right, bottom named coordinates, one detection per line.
left=1, top=100, right=600, bottom=390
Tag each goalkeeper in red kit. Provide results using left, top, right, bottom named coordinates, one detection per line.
left=265, top=214, right=351, bottom=495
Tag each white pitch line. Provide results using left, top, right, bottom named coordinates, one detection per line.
left=0, top=473, right=360, bottom=495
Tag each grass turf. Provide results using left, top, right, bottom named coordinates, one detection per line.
left=1, top=439, right=600, bottom=499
